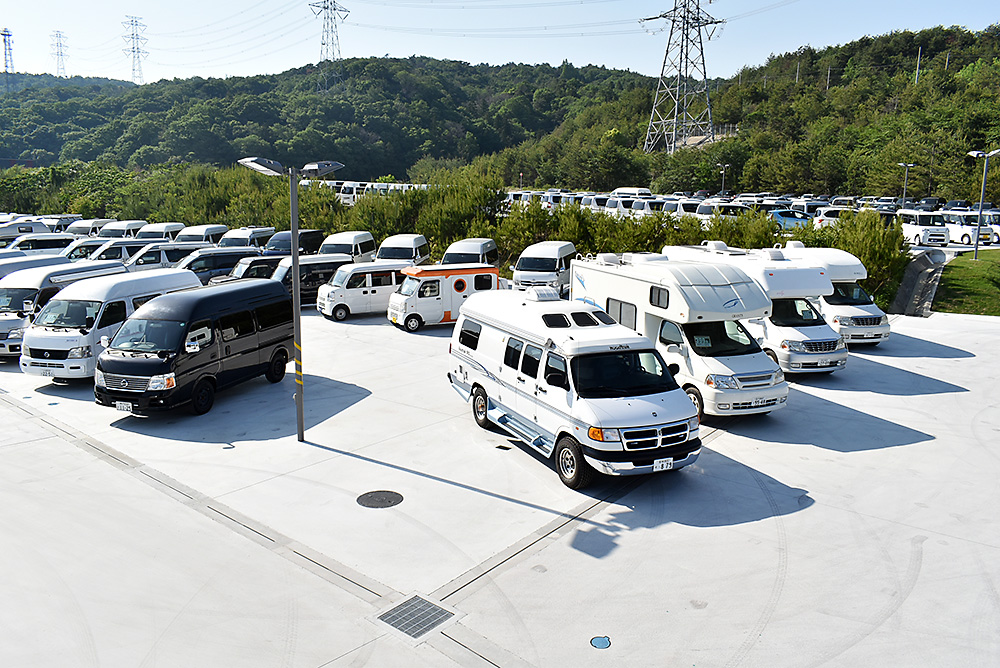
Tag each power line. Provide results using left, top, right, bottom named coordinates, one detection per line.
left=51, top=31, right=68, bottom=77
left=122, top=16, right=148, bottom=85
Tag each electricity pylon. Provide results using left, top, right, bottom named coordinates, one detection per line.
left=642, top=1, right=724, bottom=153
left=2, top=28, right=13, bottom=95
left=51, top=31, right=68, bottom=78
left=122, top=16, right=148, bottom=85
left=310, top=0, right=349, bottom=94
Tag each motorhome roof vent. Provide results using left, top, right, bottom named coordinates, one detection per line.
left=525, top=286, right=562, bottom=302
left=623, top=252, right=666, bottom=264
left=785, top=240, right=805, bottom=249
left=757, top=248, right=786, bottom=261
left=596, top=253, right=619, bottom=265
left=702, top=240, right=729, bottom=252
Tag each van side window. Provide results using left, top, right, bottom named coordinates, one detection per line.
left=136, top=251, right=159, bottom=265
left=521, top=345, right=542, bottom=378
left=346, top=273, right=367, bottom=289
left=544, top=353, right=568, bottom=389
left=188, top=256, right=214, bottom=272
left=418, top=281, right=439, bottom=298
left=187, top=320, right=214, bottom=346
left=606, top=298, right=637, bottom=330
left=393, top=271, right=406, bottom=285
left=97, top=301, right=127, bottom=329
left=220, top=310, right=255, bottom=341
left=416, top=243, right=430, bottom=258
left=132, top=294, right=160, bottom=310
left=245, top=264, right=273, bottom=279
left=37, top=287, right=60, bottom=308
left=541, top=313, right=570, bottom=328
left=474, top=274, right=493, bottom=290
left=255, top=301, right=293, bottom=330
left=570, top=311, right=599, bottom=327
left=360, top=239, right=376, bottom=254
left=458, top=320, right=482, bottom=349
left=659, top=320, right=683, bottom=345
left=166, top=248, right=193, bottom=263
left=371, top=271, right=393, bottom=287
left=650, top=286, right=669, bottom=309
left=504, top=338, right=523, bottom=369
left=485, top=248, right=499, bottom=265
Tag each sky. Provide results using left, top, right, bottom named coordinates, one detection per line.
left=0, top=1, right=995, bottom=84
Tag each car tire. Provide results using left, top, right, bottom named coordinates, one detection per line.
left=190, top=379, right=215, bottom=415
left=404, top=315, right=422, bottom=332
left=765, top=350, right=780, bottom=367
left=914, top=235, right=921, bottom=246
left=554, top=436, right=594, bottom=489
left=472, top=387, right=490, bottom=428
left=333, top=305, right=349, bottom=321
left=685, top=387, right=704, bottom=420
left=265, top=350, right=287, bottom=383
left=962, top=234, right=971, bottom=245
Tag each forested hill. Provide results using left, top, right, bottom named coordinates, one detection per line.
left=0, top=58, right=649, bottom=180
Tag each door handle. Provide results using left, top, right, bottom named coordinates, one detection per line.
left=362, top=290, right=368, bottom=294
left=516, top=377, right=525, bottom=383
left=225, top=346, right=231, bottom=355
left=435, top=297, right=441, bottom=301
left=536, top=386, right=547, bottom=394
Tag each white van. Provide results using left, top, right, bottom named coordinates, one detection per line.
left=316, top=260, right=412, bottom=321
left=895, top=209, right=949, bottom=246
left=319, top=231, right=376, bottom=262
left=123, top=242, right=211, bottom=271
left=0, top=261, right=127, bottom=358
left=0, top=220, right=51, bottom=248
left=6, top=233, right=77, bottom=255
left=610, top=187, right=653, bottom=199
left=441, top=238, right=499, bottom=268
left=136, top=222, right=186, bottom=241
left=449, top=288, right=701, bottom=488
left=20, top=269, right=202, bottom=380
left=61, top=237, right=109, bottom=262
left=218, top=226, right=275, bottom=248
left=0, top=254, right=70, bottom=281
left=511, top=240, right=576, bottom=296
left=941, top=211, right=993, bottom=246
left=774, top=241, right=891, bottom=345
left=388, top=264, right=501, bottom=332
left=90, top=239, right=151, bottom=263
left=66, top=218, right=115, bottom=237
left=376, top=233, right=430, bottom=265
left=175, top=224, right=229, bottom=244
left=571, top=253, right=788, bottom=418
left=98, top=220, right=148, bottom=238
left=663, top=242, right=848, bottom=374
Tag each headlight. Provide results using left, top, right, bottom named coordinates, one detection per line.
left=773, top=368, right=785, bottom=384
left=835, top=337, right=846, bottom=350
left=548, top=279, right=560, bottom=287
left=687, top=416, right=700, bottom=435
left=781, top=340, right=806, bottom=353
left=67, top=345, right=92, bottom=359
left=95, top=368, right=105, bottom=387
left=147, top=373, right=176, bottom=391
left=6, top=328, right=22, bottom=339
left=588, top=427, right=620, bottom=442
left=880, top=315, right=888, bottom=325
left=833, top=315, right=854, bottom=327
left=705, top=374, right=739, bottom=390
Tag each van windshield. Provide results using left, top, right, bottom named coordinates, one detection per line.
left=377, top=246, right=414, bottom=259
left=329, top=267, right=351, bottom=287
left=682, top=320, right=761, bottom=357
left=442, top=252, right=480, bottom=263
left=398, top=276, right=420, bottom=296
left=265, top=237, right=291, bottom=251
left=218, top=237, right=249, bottom=247
left=109, top=318, right=186, bottom=353
left=824, top=282, right=873, bottom=306
left=175, top=233, right=201, bottom=243
left=515, top=257, right=557, bottom=272
left=35, top=299, right=102, bottom=328
left=769, top=298, right=827, bottom=327
left=571, top=350, right=678, bottom=398
left=321, top=243, right=352, bottom=254
left=0, top=288, right=38, bottom=313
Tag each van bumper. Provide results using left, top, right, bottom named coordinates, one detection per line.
left=21, top=355, right=96, bottom=379
left=778, top=349, right=848, bottom=373
left=95, top=387, right=179, bottom=413
left=837, top=324, right=891, bottom=343
left=582, top=439, right=701, bottom=475
left=702, top=385, right=788, bottom=416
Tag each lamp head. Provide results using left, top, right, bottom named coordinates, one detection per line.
left=238, top=157, right=285, bottom=176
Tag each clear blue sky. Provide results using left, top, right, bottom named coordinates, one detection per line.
left=1, top=1, right=995, bottom=83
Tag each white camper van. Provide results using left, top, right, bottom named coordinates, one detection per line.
left=662, top=242, right=848, bottom=374
left=0, top=220, right=51, bottom=248
left=773, top=241, right=891, bottom=344
left=449, top=288, right=701, bottom=488
left=20, top=269, right=202, bottom=380
left=388, top=264, right=501, bottom=332
left=571, top=253, right=788, bottom=418
left=319, top=231, right=376, bottom=262
left=511, top=240, right=576, bottom=296
left=316, top=260, right=411, bottom=321
left=65, top=218, right=115, bottom=237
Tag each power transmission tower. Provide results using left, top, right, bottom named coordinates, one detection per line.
left=51, top=31, right=68, bottom=78
left=310, top=0, right=349, bottom=94
left=121, top=16, right=148, bottom=85
left=641, top=1, right=724, bottom=154
left=2, top=28, right=13, bottom=96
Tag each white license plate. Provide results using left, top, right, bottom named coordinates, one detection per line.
left=819, top=359, right=830, bottom=366
left=41, top=369, right=54, bottom=377
left=864, top=332, right=875, bottom=338
left=653, top=457, right=674, bottom=472
left=115, top=401, right=133, bottom=412
left=751, top=398, right=766, bottom=407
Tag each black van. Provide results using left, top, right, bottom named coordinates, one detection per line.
left=262, top=229, right=325, bottom=256
left=270, top=253, right=353, bottom=304
left=174, top=247, right=261, bottom=284
left=94, top=279, right=293, bottom=415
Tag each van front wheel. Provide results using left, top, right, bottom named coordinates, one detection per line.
left=555, top=436, right=594, bottom=489
left=472, top=387, right=490, bottom=428
left=332, top=305, right=349, bottom=321
left=190, top=379, right=215, bottom=415
left=265, top=351, right=287, bottom=383
left=404, top=315, right=422, bottom=332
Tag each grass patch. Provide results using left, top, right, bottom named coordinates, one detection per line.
left=933, top=249, right=1000, bottom=316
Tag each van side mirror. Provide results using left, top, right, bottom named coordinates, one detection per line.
left=748, top=318, right=763, bottom=325
left=185, top=340, right=200, bottom=353
left=509, top=265, right=515, bottom=272
left=100, top=335, right=110, bottom=348
left=665, top=343, right=683, bottom=355
left=667, top=363, right=680, bottom=376
left=545, top=370, right=568, bottom=390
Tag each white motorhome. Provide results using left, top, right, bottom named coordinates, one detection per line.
left=375, top=233, right=430, bottom=265
left=571, top=253, right=788, bottom=418
left=448, top=288, right=701, bottom=488
left=218, top=226, right=275, bottom=248
left=895, top=209, right=949, bottom=246
left=773, top=241, right=891, bottom=344
left=20, top=268, right=202, bottom=380
left=388, top=264, right=501, bottom=332
left=0, top=261, right=127, bottom=358
left=511, top=240, right=576, bottom=296
left=663, top=242, right=848, bottom=374
left=319, top=231, right=376, bottom=262
left=316, top=260, right=412, bottom=321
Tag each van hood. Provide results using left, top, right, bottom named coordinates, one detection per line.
left=824, top=302, right=885, bottom=318
left=513, top=270, right=559, bottom=286
left=97, top=349, right=172, bottom=376
left=23, top=327, right=88, bottom=349
left=579, top=390, right=696, bottom=429
left=0, top=313, right=29, bottom=334
left=766, top=322, right=840, bottom=342
left=696, top=352, right=776, bottom=376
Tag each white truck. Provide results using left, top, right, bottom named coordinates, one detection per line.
left=571, top=253, right=788, bottom=418
left=662, top=242, right=848, bottom=374
left=449, top=287, right=701, bottom=489
left=774, top=241, right=891, bottom=345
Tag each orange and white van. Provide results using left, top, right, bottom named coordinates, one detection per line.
left=387, top=263, right=501, bottom=332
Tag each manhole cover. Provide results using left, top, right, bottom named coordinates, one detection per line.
left=379, top=595, right=454, bottom=638
left=357, top=490, right=403, bottom=508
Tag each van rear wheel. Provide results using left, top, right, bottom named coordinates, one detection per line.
left=472, top=387, right=491, bottom=428
left=332, top=305, right=349, bottom=321
left=190, top=379, right=215, bottom=415
left=404, top=315, right=422, bottom=332
left=265, top=351, right=287, bottom=383
left=554, top=436, right=594, bottom=489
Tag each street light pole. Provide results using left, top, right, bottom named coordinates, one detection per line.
left=238, top=157, right=344, bottom=442
left=967, top=149, right=1000, bottom=261
left=716, top=163, right=730, bottom=196
left=897, top=162, right=915, bottom=204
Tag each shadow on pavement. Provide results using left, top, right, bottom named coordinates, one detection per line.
left=853, top=332, right=974, bottom=359
left=791, top=354, right=966, bottom=396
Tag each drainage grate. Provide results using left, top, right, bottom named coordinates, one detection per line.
left=378, top=595, right=454, bottom=639
left=357, top=490, right=403, bottom=508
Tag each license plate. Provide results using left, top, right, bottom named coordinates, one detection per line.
left=819, top=359, right=830, bottom=366
left=391, top=315, right=398, bottom=323
left=653, top=458, right=674, bottom=472
left=751, top=398, right=766, bottom=407
left=864, top=332, right=875, bottom=338
left=115, top=401, right=133, bottom=412
left=41, top=369, right=54, bottom=377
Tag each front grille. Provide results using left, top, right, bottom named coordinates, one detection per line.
left=0, top=331, right=7, bottom=341
left=731, top=398, right=779, bottom=410
left=926, top=232, right=947, bottom=242
left=622, top=421, right=690, bottom=450
left=628, top=441, right=701, bottom=466
left=103, top=373, right=150, bottom=392
left=852, top=316, right=882, bottom=327
left=28, top=361, right=64, bottom=368
left=25, top=348, right=70, bottom=360
left=802, top=339, right=838, bottom=353
left=735, top=372, right=775, bottom=388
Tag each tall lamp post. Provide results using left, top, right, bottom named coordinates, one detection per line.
left=238, top=157, right=344, bottom=441
left=897, top=162, right=915, bottom=204
left=967, top=149, right=1000, bottom=261
left=716, top=163, right=730, bottom=196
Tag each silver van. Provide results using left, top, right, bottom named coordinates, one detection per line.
left=316, top=260, right=412, bottom=321
left=124, top=242, right=211, bottom=271
left=441, top=237, right=499, bottom=268
left=375, top=233, right=430, bottom=265
left=319, top=231, right=376, bottom=262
